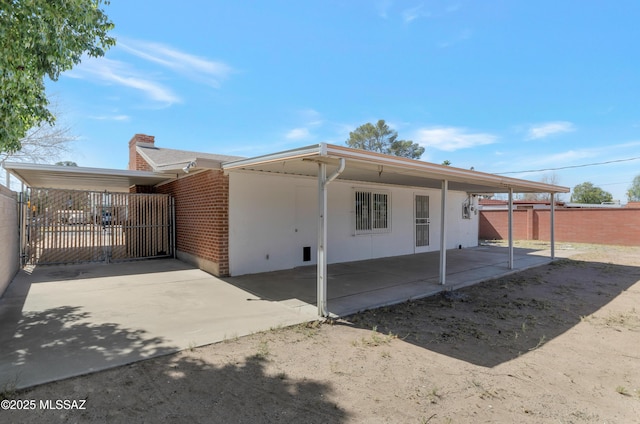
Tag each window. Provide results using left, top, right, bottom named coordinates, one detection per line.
left=355, top=190, right=390, bottom=234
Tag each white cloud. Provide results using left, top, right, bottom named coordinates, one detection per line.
left=285, top=128, right=311, bottom=140
left=438, top=29, right=472, bottom=48
left=527, top=121, right=575, bottom=140
left=70, top=56, right=181, bottom=105
left=402, top=5, right=429, bottom=23
left=446, top=4, right=461, bottom=13
left=545, top=149, right=595, bottom=163
left=119, top=39, right=234, bottom=88
left=298, top=108, right=324, bottom=126
left=414, top=126, right=497, bottom=151
left=376, top=0, right=392, bottom=18
left=89, top=114, right=130, bottom=122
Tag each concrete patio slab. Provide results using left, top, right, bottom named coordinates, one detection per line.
left=0, top=244, right=576, bottom=391
left=226, top=245, right=579, bottom=317
left=0, top=259, right=316, bottom=390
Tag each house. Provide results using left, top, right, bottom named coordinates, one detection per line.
left=5, top=134, right=570, bottom=316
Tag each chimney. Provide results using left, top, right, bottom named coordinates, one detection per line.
left=128, top=134, right=155, bottom=171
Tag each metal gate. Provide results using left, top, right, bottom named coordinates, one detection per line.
left=20, top=188, right=174, bottom=265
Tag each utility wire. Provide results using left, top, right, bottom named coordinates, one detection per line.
left=496, top=156, right=640, bottom=175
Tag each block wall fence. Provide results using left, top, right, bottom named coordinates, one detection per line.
left=479, top=208, right=640, bottom=246
left=0, top=184, right=19, bottom=297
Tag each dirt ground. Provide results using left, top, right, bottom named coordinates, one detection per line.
left=3, top=243, right=640, bottom=423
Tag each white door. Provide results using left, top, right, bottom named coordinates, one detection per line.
left=415, top=195, right=430, bottom=252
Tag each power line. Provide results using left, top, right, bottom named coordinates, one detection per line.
left=496, top=156, right=640, bottom=175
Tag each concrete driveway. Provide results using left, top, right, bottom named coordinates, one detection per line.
left=0, top=259, right=316, bottom=390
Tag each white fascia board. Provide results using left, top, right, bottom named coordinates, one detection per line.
left=324, top=144, right=569, bottom=194
left=219, top=142, right=569, bottom=194
left=222, top=144, right=323, bottom=170
left=3, top=161, right=166, bottom=178
left=154, top=158, right=222, bottom=172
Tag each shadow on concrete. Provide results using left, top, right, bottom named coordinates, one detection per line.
left=0, top=305, right=178, bottom=390
left=5, top=347, right=347, bottom=423
left=19, top=258, right=194, bottom=284
left=344, top=258, right=640, bottom=368
left=223, top=246, right=557, bottom=316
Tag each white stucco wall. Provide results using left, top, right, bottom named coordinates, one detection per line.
left=228, top=171, right=479, bottom=276
left=0, top=185, right=19, bottom=297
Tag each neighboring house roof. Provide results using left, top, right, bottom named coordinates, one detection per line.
left=479, top=199, right=566, bottom=206
left=223, top=143, right=570, bottom=195
left=136, top=144, right=245, bottom=172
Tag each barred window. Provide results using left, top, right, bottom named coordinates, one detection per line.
left=355, top=190, right=390, bottom=234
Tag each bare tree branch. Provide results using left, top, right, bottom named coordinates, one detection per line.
left=0, top=123, right=77, bottom=165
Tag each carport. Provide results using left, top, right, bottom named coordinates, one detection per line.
left=223, top=143, right=570, bottom=317
left=4, top=162, right=179, bottom=266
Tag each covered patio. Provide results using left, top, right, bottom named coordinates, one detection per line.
left=225, top=243, right=573, bottom=317
left=223, top=143, right=571, bottom=317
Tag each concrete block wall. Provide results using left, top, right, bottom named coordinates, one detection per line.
left=0, top=184, right=19, bottom=297
left=156, top=170, right=230, bottom=276
left=480, top=208, right=640, bottom=246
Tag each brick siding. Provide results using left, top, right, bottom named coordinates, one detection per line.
left=155, top=170, right=230, bottom=276
left=480, top=208, right=640, bottom=246
left=127, top=134, right=230, bottom=276
left=128, top=134, right=154, bottom=171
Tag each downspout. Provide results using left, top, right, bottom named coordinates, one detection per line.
left=327, top=158, right=346, bottom=184
left=317, top=158, right=346, bottom=317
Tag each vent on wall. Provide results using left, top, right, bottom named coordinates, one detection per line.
left=303, top=246, right=311, bottom=262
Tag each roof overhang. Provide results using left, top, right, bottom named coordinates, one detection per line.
left=3, top=162, right=175, bottom=192
left=223, top=143, right=570, bottom=194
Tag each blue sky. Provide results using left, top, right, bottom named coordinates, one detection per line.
left=44, top=1, right=640, bottom=202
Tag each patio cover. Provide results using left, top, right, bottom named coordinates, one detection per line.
left=223, top=143, right=570, bottom=317
left=3, top=162, right=175, bottom=192
left=222, top=143, right=569, bottom=194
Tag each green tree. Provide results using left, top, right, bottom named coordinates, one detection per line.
left=627, top=174, right=640, bottom=202
left=0, top=0, right=115, bottom=153
left=346, top=120, right=425, bottom=159
left=570, top=182, right=613, bottom=204
left=441, top=160, right=452, bottom=166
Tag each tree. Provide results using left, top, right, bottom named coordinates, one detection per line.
left=1, top=111, right=77, bottom=189
left=571, top=182, right=613, bottom=204
left=0, top=121, right=76, bottom=165
left=0, top=0, right=115, bottom=153
left=627, top=175, right=640, bottom=202
left=55, top=161, right=78, bottom=167
left=441, top=160, right=452, bottom=166
left=346, top=120, right=425, bottom=159
left=522, top=173, right=561, bottom=201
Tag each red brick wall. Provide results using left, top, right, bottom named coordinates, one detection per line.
left=128, top=134, right=154, bottom=171
left=156, top=170, right=230, bottom=276
left=480, top=208, right=640, bottom=246
left=129, top=185, right=154, bottom=194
